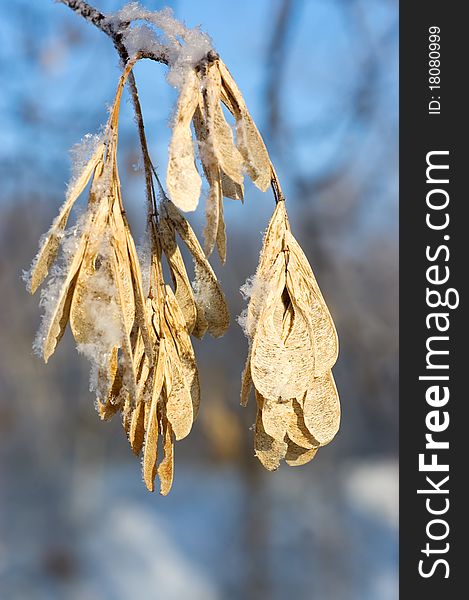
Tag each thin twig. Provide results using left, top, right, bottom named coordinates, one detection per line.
left=58, top=0, right=169, bottom=64
left=59, top=0, right=166, bottom=220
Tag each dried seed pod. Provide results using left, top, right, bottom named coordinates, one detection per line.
left=285, top=441, right=318, bottom=467
left=285, top=230, right=338, bottom=376
left=203, top=167, right=223, bottom=259
left=258, top=393, right=291, bottom=443
left=240, top=350, right=253, bottom=407
left=163, top=285, right=201, bottom=418
left=193, top=103, right=244, bottom=202
left=163, top=345, right=194, bottom=441
left=218, top=60, right=271, bottom=192
left=287, top=399, right=318, bottom=450
left=254, top=409, right=287, bottom=471
left=303, top=372, right=341, bottom=446
left=164, top=201, right=230, bottom=337
left=157, top=413, right=175, bottom=496
left=245, top=204, right=289, bottom=337
left=27, top=34, right=341, bottom=491
left=159, top=216, right=198, bottom=333
left=40, top=234, right=88, bottom=363
left=241, top=200, right=340, bottom=470
left=202, top=62, right=244, bottom=187
left=166, top=69, right=202, bottom=211
left=27, top=142, right=105, bottom=294
left=250, top=294, right=315, bottom=401
left=129, top=399, right=146, bottom=455
left=143, top=338, right=166, bottom=492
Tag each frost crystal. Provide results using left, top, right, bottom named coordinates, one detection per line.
left=106, top=3, right=213, bottom=89
left=69, top=133, right=103, bottom=188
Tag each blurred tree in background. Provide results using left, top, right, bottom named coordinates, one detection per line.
left=0, top=1, right=397, bottom=599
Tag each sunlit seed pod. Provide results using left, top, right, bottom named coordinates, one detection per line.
left=159, top=216, right=198, bottom=333
left=123, top=224, right=155, bottom=361
left=250, top=294, right=315, bottom=401
left=218, top=60, right=271, bottom=191
left=303, top=371, right=340, bottom=446
left=286, top=399, right=319, bottom=450
left=166, top=69, right=202, bottom=211
left=163, top=360, right=194, bottom=440
left=258, top=393, right=291, bottom=443
left=129, top=399, right=146, bottom=455
left=203, top=167, right=222, bottom=258
left=215, top=189, right=227, bottom=264
left=254, top=409, right=287, bottom=471
left=285, top=440, right=318, bottom=467
left=285, top=230, right=339, bottom=376
left=40, top=239, right=87, bottom=363
left=157, top=413, right=175, bottom=496
left=240, top=350, right=253, bottom=407
left=163, top=286, right=201, bottom=418
left=27, top=143, right=105, bottom=295
left=202, top=62, right=244, bottom=187
left=143, top=338, right=166, bottom=492
left=164, top=201, right=230, bottom=337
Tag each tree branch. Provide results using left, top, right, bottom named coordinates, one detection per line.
left=58, top=0, right=169, bottom=64
left=59, top=0, right=167, bottom=219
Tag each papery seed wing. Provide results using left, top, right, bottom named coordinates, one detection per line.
left=163, top=345, right=194, bottom=441
left=124, top=223, right=155, bottom=360
left=240, top=350, right=253, bottom=407
left=221, top=171, right=244, bottom=201
left=69, top=193, right=113, bottom=344
left=192, top=302, right=209, bottom=339
left=122, top=396, right=132, bottom=437
left=97, top=345, right=122, bottom=420
left=236, top=112, right=271, bottom=192
left=41, top=234, right=88, bottom=363
left=143, top=338, right=165, bottom=492
left=212, top=103, right=244, bottom=187
left=129, top=399, right=146, bottom=455
left=109, top=242, right=138, bottom=403
left=110, top=201, right=136, bottom=335
left=161, top=311, right=194, bottom=441
left=163, top=286, right=200, bottom=418
left=193, top=103, right=244, bottom=201
left=203, top=63, right=244, bottom=187
left=165, top=202, right=230, bottom=337
left=250, top=293, right=315, bottom=401
left=216, top=184, right=227, bottom=264
left=303, top=371, right=340, bottom=446
left=159, top=217, right=197, bottom=333
left=259, top=393, right=291, bottom=443
left=257, top=201, right=289, bottom=276
left=246, top=251, right=286, bottom=339
left=285, top=230, right=338, bottom=375
left=167, top=69, right=202, bottom=211
left=287, top=398, right=319, bottom=450
left=285, top=440, right=318, bottom=467
left=218, top=60, right=271, bottom=192
left=192, top=261, right=230, bottom=338
left=203, top=167, right=221, bottom=259
left=27, top=144, right=105, bottom=294
left=254, top=409, right=287, bottom=471
left=157, top=414, right=174, bottom=496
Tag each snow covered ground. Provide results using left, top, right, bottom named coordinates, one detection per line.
left=0, top=458, right=397, bottom=600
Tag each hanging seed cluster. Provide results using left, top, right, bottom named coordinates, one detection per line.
left=240, top=202, right=340, bottom=469
left=26, top=29, right=340, bottom=494
left=167, top=54, right=271, bottom=262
